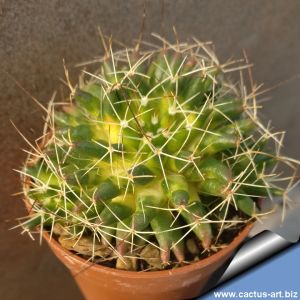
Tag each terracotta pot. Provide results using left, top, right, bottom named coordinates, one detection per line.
left=41, top=224, right=252, bottom=300
left=22, top=161, right=253, bottom=299
left=22, top=170, right=252, bottom=300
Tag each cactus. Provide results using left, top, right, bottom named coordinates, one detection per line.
left=19, top=37, right=298, bottom=270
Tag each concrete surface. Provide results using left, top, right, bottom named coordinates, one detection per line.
left=1, top=1, right=300, bottom=299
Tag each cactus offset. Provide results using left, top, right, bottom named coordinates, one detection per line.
left=19, top=37, right=298, bottom=270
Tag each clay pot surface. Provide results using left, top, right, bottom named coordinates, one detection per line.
left=22, top=152, right=253, bottom=300
left=22, top=162, right=252, bottom=300
left=42, top=224, right=252, bottom=300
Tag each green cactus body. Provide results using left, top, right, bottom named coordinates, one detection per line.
left=21, top=40, right=296, bottom=269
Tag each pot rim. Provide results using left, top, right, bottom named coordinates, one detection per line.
left=42, top=221, right=253, bottom=278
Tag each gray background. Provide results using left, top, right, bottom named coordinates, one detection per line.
left=1, top=1, right=300, bottom=299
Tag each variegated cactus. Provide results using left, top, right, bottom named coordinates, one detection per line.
left=20, top=37, right=298, bottom=270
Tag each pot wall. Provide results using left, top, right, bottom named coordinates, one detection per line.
left=44, top=225, right=252, bottom=300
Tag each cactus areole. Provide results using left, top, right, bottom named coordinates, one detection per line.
left=21, top=38, right=297, bottom=276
